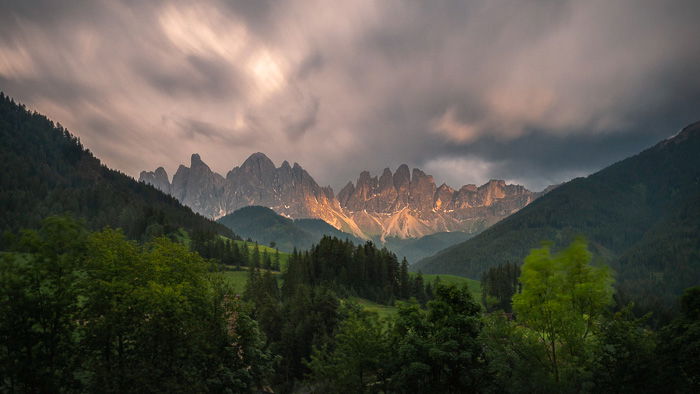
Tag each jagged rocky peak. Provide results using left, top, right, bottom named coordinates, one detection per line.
left=393, top=164, right=410, bottom=186
left=378, top=168, right=398, bottom=198
left=139, top=166, right=171, bottom=194
left=434, top=183, right=455, bottom=210
left=337, top=181, right=355, bottom=206
left=409, top=168, right=437, bottom=212
left=155, top=166, right=168, bottom=179
left=321, top=185, right=335, bottom=200
left=380, top=167, right=393, bottom=178
left=168, top=153, right=225, bottom=218
left=292, top=162, right=319, bottom=187
left=460, top=184, right=478, bottom=192
left=142, top=152, right=542, bottom=240
left=478, top=179, right=507, bottom=206
left=189, top=153, right=219, bottom=176
left=241, top=152, right=276, bottom=173
left=435, top=183, right=455, bottom=197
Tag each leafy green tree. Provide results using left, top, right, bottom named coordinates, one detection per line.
left=388, top=284, right=488, bottom=393
left=590, top=307, right=660, bottom=393
left=658, top=286, right=700, bottom=392
left=0, top=217, right=273, bottom=393
left=306, top=306, right=389, bottom=393
left=0, top=217, right=87, bottom=392
left=512, top=238, right=613, bottom=386
left=481, top=313, right=556, bottom=393
left=269, top=283, right=340, bottom=391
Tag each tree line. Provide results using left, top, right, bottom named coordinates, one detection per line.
left=283, top=236, right=433, bottom=304
left=191, top=231, right=282, bottom=271
left=2, top=218, right=699, bottom=393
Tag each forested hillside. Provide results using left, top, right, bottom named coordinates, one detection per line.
left=384, top=231, right=472, bottom=263
left=217, top=205, right=362, bottom=252
left=0, top=92, right=233, bottom=243
left=416, top=121, right=700, bottom=314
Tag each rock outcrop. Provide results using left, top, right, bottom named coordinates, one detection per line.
left=139, top=167, right=171, bottom=195
left=140, top=152, right=544, bottom=240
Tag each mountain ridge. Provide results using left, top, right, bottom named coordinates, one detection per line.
left=140, top=153, right=545, bottom=241
left=0, top=92, right=235, bottom=241
left=414, top=120, right=700, bottom=313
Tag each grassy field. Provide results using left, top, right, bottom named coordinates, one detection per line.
left=232, top=239, right=290, bottom=269
left=214, top=271, right=401, bottom=319
left=214, top=270, right=482, bottom=318
left=347, top=297, right=399, bottom=320
left=413, top=273, right=481, bottom=300
left=216, top=269, right=281, bottom=293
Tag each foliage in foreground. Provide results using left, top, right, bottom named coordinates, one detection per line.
left=306, top=283, right=488, bottom=393
left=3, top=219, right=700, bottom=393
left=0, top=217, right=272, bottom=393
left=512, top=238, right=613, bottom=386
left=482, top=239, right=699, bottom=393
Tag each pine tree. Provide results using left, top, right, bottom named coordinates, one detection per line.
left=273, top=249, right=281, bottom=271
left=399, top=257, right=410, bottom=298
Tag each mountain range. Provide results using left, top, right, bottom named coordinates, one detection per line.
left=414, top=121, right=700, bottom=314
left=3, top=89, right=698, bottom=316
left=140, top=153, right=544, bottom=241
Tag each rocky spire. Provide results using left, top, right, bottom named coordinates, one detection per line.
left=139, top=166, right=171, bottom=195
left=143, top=153, right=540, bottom=240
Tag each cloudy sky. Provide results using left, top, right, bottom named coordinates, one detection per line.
left=1, top=0, right=699, bottom=191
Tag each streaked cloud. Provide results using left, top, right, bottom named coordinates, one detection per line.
left=0, top=0, right=698, bottom=191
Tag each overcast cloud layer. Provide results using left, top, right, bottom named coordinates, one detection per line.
left=1, top=0, right=699, bottom=191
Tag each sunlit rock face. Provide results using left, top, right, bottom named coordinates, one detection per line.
left=140, top=152, right=545, bottom=240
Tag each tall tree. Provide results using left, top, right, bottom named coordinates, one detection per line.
left=658, top=286, right=700, bottom=392
left=306, top=306, right=389, bottom=393
left=481, top=262, right=520, bottom=312
left=512, top=238, right=613, bottom=385
left=0, top=217, right=272, bottom=393
left=388, top=284, right=488, bottom=392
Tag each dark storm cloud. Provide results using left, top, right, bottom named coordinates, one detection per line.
left=173, top=117, right=260, bottom=146
left=0, top=0, right=698, bottom=192
left=283, top=97, right=319, bottom=140
left=219, top=0, right=275, bottom=28
left=135, top=55, right=243, bottom=99
left=296, top=51, right=324, bottom=80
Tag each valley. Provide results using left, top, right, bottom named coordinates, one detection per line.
left=2, top=1, right=699, bottom=391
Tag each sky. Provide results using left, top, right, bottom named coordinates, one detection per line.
left=1, top=0, right=699, bottom=192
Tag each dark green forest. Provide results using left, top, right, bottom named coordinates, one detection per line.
left=0, top=218, right=272, bottom=392
left=416, top=121, right=700, bottom=319
left=282, top=236, right=431, bottom=304
left=0, top=92, right=234, bottom=245
left=3, top=219, right=699, bottom=392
